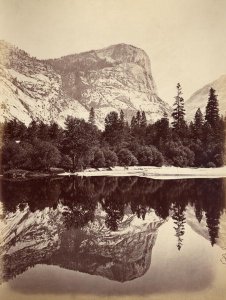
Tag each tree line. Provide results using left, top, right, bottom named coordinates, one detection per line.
left=0, top=84, right=225, bottom=172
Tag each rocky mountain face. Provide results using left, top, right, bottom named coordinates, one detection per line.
left=0, top=40, right=171, bottom=128
left=0, top=203, right=164, bottom=284
left=0, top=40, right=90, bottom=127
left=185, top=75, right=226, bottom=121
left=47, top=43, right=171, bottom=125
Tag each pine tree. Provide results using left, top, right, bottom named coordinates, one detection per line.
left=202, top=121, right=214, bottom=145
left=130, top=116, right=136, bottom=131
left=119, top=109, right=125, bottom=131
left=172, top=83, right=186, bottom=137
left=119, top=109, right=125, bottom=124
left=49, top=122, right=62, bottom=142
left=194, top=108, right=204, bottom=127
left=205, top=88, right=220, bottom=129
left=27, top=120, right=39, bottom=141
left=139, top=111, right=147, bottom=143
left=135, top=111, right=141, bottom=127
left=38, top=121, right=49, bottom=140
left=172, top=202, right=186, bottom=251
left=88, top=107, right=95, bottom=126
left=131, top=111, right=143, bottom=139
left=103, top=111, right=121, bottom=147
left=157, top=113, right=170, bottom=140
left=140, top=111, right=147, bottom=128
left=194, top=108, right=204, bottom=139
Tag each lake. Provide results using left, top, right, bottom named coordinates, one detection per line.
left=0, top=176, right=226, bottom=300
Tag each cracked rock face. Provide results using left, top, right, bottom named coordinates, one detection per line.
left=0, top=41, right=171, bottom=128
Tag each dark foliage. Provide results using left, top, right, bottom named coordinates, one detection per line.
left=0, top=86, right=225, bottom=171
left=1, top=177, right=225, bottom=248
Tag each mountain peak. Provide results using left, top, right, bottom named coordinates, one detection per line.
left=0, top=41, right=171, bottom=127
left=95, top=43, right=152, bottom=73
left=98, top=43, right=144, bottom=53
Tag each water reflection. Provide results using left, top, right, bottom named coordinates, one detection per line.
left=0, top=177, right=225, bottom=286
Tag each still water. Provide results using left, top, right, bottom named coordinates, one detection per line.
left=0, top=176, right=226, bottom=300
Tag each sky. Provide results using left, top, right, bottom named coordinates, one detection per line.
left=0, top=0, right=226, bottom=104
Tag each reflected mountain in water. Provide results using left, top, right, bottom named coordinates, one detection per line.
left=0, top=177, right=225, bottom=284
left=0, top=203, right=164, bottom=283
left=50, top=208, right=164, bottom=282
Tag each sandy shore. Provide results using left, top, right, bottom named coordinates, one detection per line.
left=60, top=166, right=226, bottom=180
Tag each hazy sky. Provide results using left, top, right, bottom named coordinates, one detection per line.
left=0, top=0, right=226, bottom=103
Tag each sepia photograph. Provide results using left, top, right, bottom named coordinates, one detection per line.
left=0, top=0, right=226, bottom=299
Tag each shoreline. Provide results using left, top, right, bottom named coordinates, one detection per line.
left=1, top=166, right=226, bottom=180
left=62, top=166, right=226, bottom=180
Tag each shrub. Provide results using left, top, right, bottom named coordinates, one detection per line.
left=32, top=140, right=61, bottom=171
left=60, top=155, right=73, bottom=171
left=1, top=141, right=34, bottom=170
left=118, top=148, right=138, bottom=166
left=165, top=142, right=195, bottom=167
left=137, top=145, right=164, bottom=166
left=207, top=162, right=216, bottom=168
left=91, top=149, right=105, bottom=168
left=102, top=148, right=118, bottom=168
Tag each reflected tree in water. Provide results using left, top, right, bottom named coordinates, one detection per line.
left=172, top=203, right=186, bottom=251
left=60, top=177, right=98, bottom=229
left=202, top=179, right=225, bottom=246
left=169, top=180, right=188, bottom=251
left=0, top=177, right=225, bottom=248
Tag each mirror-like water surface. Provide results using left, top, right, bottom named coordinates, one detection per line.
left=0, top=177, right=226, bottom=300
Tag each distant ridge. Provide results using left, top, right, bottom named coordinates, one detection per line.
left=185, top=74, right=226, bottom=120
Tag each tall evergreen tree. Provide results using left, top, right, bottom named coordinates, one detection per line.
left=140, top=111, right=147, bottom=128
left=139, top=111, right=147, bottom=143
left=193, top=108, right=204, bottom=139
left=131, top=110, right=143, bottom=140
left=38, top=121, right=49, bottom=140
left=103, top=111, right=121, bottom=147
left=118, top=109, right=131, bottom=147
left=194, top=108, right=204, bottom=128
left=119, top=110, right=125, bottom=133
left=49, top=122, right=63, bottom=144
left=205, top=88, right=220, bottom=129
left=27, top=120, right=39, bottom=141
left=119, top=109, right=125, bottom=125
left=130, top=116, right=136, bottom=130
left=88, top=107, right=95, bottom=126
left=172, top=83, right=186, bottom=137
left=135, top=111, right=141, bottom=127
left=157, top=113, right=170, bottom=140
